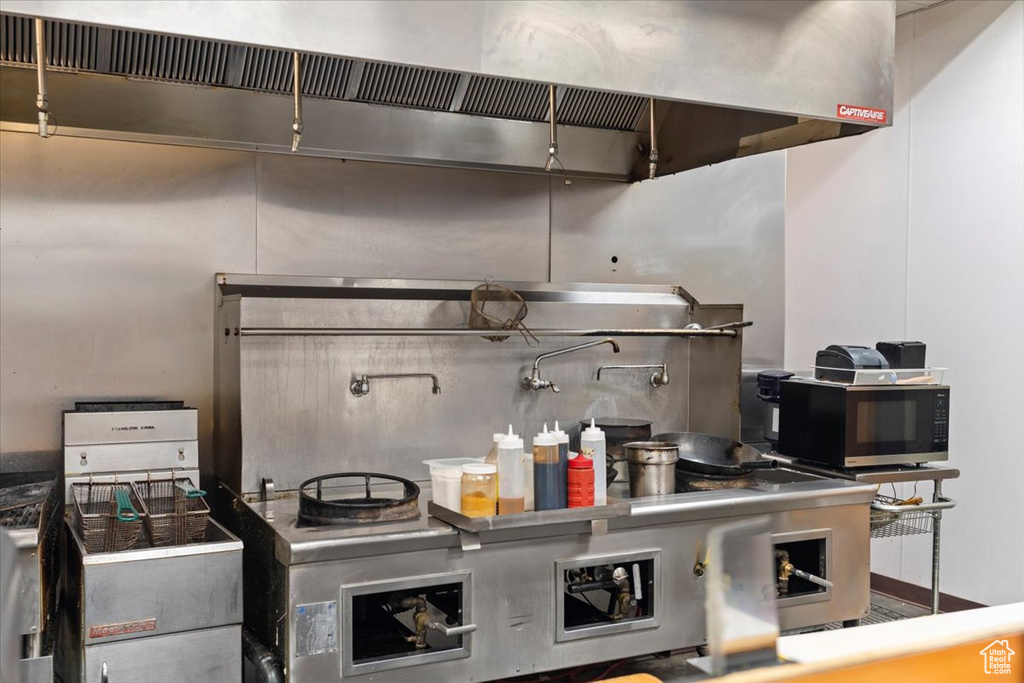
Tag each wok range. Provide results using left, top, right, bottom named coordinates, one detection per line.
left=653, top=432, right=778, bottom=491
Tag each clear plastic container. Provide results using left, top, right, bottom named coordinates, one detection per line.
left=484, top=432, right=505, bottom=464
left=423, top=457, right=482, bottom=512
left=496, top=426, right=525, bottom=515
left=524, top=451, right=535, bottom=512
left=460, top=462, right=497, bottom=518
left=580, top=419, right=608, bottom=506
left=551, top=421, right=571, bottom=507
left=533, top=429, right=563, bottom=510
left=809, top=366, right=946, bottom=386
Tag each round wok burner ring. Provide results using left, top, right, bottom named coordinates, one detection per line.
left=297, top=472, right=421, bottom=527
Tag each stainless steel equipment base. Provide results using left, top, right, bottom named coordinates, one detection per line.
left=221, top=474, right=875, bottom=682
left=56, top=517, right=244, bottom=683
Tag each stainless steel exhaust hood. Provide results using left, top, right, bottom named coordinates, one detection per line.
left=0, top=1, right=894, bottom=181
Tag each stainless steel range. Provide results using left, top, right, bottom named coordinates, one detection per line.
left=212, top=275, right=875, bottom=682
left=221, top=471, right=873, bottom=682
left=0, top=473, right=60, bottom=683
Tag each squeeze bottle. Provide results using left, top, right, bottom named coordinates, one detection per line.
left=580, top=419, right=607, bottom=505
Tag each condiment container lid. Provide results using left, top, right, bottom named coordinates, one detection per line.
left=569, top=454, right=594, bottom=469
left=581, top=418, right=605, bottom=440
left=462, top=462, right=497, bottom=475
left=533, top=432, right=557, bottom=447
left=498, top=425, right=524, bottom=451
left=551, top=420, right=570, bottom=443
left=424, top=457, right=483, bottom=474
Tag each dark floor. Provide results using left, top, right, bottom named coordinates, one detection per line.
left=534, top=592, right=932, bottom=682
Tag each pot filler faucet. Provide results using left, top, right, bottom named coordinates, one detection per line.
left=597, top=363, right=670, bottom=388
left=351, top=373, right=441, bottom=397
left=522, top=338, right=620, bottom=393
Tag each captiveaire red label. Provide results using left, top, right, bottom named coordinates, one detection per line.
left=836, top=104, right=887, bottom=124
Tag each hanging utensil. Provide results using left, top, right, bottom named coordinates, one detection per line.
left=175, top=481, right=207, bottom=498
left=113, top=488, right=140, bottom=522
left=469, top=281, right=540, bottom=346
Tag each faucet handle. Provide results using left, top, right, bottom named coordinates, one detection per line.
left=650, top=364, right=670, bottom=388
left=522, top=376, right=559, bottom=393
left=350, top=376, right=371, bottom=397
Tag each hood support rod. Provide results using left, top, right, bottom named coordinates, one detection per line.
left=648, top=98, right=658, bottom=179
left=544, top=84, right=558, bottom=172
left=35, top=18, right=49, bottom=138
left=291, top=51, right=303, bottom=152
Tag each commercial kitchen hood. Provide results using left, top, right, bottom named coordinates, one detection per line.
left=0, top=1, right=894, bottom=181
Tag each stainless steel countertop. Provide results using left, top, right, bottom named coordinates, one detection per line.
left=251, top=495, right=460, bottom=566
left=247, top=470, right=878, bottom=565
left=620, top=479, right=877, bottom=522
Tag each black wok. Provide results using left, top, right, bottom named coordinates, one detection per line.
left=652, top=432, right=778, bottom=477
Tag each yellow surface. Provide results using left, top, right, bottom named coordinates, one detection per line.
left=717, top=632, right=1023, bottom=682
left=605, top=675, right=663, bottom=683
left=459, top=491, right=495, bottom=517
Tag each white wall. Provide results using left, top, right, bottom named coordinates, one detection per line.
left=786, top=0, right=1024, bottom=606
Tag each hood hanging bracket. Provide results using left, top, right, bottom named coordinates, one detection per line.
left=291, top=51, right=303, bottom=152
left=543, top=85, right=570, bottom=185
left=543, top=83, right=558, bottom=172
left=35, top=18, right=49, bottom=138
left=648, top=98, right=658, bottom=179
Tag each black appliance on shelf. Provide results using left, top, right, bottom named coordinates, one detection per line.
left=875, top=341, right=927, bottom=370
left=813, top=345, right=889, bottom=383
left=778, top=380, right=949, bottom=468
left=756, top=370, right=794, bottom=448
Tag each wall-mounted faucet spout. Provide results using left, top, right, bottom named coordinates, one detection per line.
left=597, top=363, right=669, bottom=388
left=351, top=373, right=441, bottom=397
left=522, top=338, right=620, bottom=393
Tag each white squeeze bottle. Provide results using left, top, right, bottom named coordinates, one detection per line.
left=496, top=426, right=525, bottom=515
left=523, top=448, right=535, bottom=512
left=484, top=432, right=505, bottom=464
left=580, top=419, right=607, bottom=505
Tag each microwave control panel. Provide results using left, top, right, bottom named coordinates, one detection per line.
left=931, top=391, right=949, bottom=447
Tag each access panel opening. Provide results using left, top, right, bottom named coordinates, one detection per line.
left=774, top=538, right=827, bottom=598
left=556, top=551, right=661, bottom=642
left=342, top=572, right=473, bottom=676
left=351, top=583, right=463, bottom=664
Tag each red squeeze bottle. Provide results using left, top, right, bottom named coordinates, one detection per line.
left=567, top=454, right=595, bottom=508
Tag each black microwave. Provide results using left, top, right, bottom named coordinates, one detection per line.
left=778, top=379, right=949, bottom=468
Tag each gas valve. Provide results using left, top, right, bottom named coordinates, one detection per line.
left=388, top=595, right=432, bottom=648
left=775, top=549, right=833, bottom=595
left=387, top=594, right=478, bottom=648
left=611, top=566, right=637, bottom=620
left=775, top=549, right=794, bottom=595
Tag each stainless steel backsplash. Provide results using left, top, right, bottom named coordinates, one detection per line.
left=213, top=281, right=744, bottom=494
left=0, top=133, right=782, bottom=466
